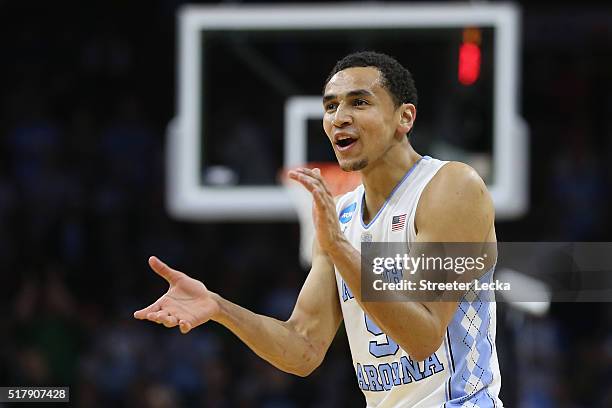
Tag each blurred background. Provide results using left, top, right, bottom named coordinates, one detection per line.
left=1, top=0, right=611, bottom=407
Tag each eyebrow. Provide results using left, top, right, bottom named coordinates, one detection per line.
left=323, top=89, right=375, bottom=103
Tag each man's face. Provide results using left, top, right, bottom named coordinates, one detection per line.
left=323, top=67, right=404, bottom=172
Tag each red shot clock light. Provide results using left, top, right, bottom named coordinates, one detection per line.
left=458, top=27, right=482, bottom=86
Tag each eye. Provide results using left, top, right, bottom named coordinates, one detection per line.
left=325, top=103, right=337, bottom=111
left=353, top=99, right=369, bottom=106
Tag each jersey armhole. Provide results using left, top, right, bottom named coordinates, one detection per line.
left=407, top=161, right=451, bottom=242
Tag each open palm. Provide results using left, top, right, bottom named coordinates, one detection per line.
left=133, top=256, right=220, bottom=334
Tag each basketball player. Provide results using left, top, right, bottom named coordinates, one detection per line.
left=134, top=51, right=503, bottom=407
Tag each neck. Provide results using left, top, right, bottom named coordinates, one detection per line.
left=360, top=141, right=421, bottom=224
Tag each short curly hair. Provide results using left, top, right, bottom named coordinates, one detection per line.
left=324, top=51, right=418, bottom=108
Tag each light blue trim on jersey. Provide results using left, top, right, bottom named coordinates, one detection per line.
left=444, top=267, right=499, bottom=408
left=359, top=156, right=430, bottom=230
left=443, top=329, right=455, bottom=403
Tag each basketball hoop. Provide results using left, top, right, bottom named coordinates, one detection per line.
left=281, top=162, right=361, bottom=268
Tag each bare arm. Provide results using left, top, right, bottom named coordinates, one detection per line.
left=289, top=163, right=495, bottom=361
left=134, top=242, right=342, bottom=377
left=213, top=240, right=342, bottom=376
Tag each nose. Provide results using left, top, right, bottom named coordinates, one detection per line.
left=332, top=105, right=352, bottom=127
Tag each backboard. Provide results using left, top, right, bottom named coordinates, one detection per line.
left=167, top=3, right=527, bottom=221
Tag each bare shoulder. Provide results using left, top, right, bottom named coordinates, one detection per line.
left=425, top=161, right=489, bottom=202
left=415, top=161, right=495, bottom=241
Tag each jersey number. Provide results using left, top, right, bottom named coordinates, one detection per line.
left=364, top=314, right=400, bottom=357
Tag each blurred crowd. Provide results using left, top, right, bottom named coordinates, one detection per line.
left=1, top=1, right=611, bottom=407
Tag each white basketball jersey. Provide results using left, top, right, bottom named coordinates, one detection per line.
left=334, top=156, right=503, bottom=408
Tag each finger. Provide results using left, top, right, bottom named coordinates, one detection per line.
left=288, top=171, right=317, bottom=192
left=288, top=169, right=324, bottom=194
left=300, top=167, right=324, bottom=182
left=299, top=168, right=334, bottom=196
left=161, top=314, right=179, bottom=328
left=146, top=310, right=171, bottom=324
left=310, top=168, right=334, bottom=196
left=179, top=320, right=192, bottom=334
left=148, top=256, right=182, bottom=284
left=133, top=303, right=161, bottom=320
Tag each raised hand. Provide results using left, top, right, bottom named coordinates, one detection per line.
left=287, top=167, right=342, bottom=253
left=133, top=256, right=220, bottom=334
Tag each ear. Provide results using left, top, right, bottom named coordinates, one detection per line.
left=397, top=103, right=416, bottom=136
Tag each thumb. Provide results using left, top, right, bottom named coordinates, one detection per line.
left=148, top=256, right=181, bottom=284
left=179, top=319, right=192, bottom=334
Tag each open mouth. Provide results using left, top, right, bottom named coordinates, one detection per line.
left=335, top=137, right=357, bottom=149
